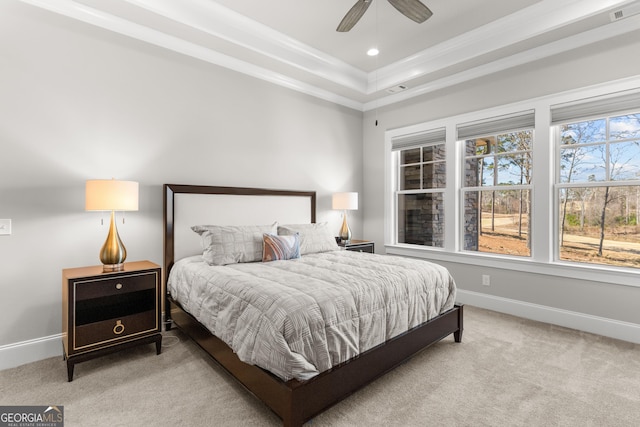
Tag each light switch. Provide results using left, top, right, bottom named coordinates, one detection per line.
left=0, top=219, right=11, bottom=235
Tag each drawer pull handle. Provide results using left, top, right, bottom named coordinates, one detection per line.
left=115, top=283, right=123, bottom=290
left=113, top=320, right=125, bottom=335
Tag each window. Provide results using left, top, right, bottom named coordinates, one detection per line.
left=458, top=111, right=534, bottom=257
left=386, top=85, right=640, bottom=279
left=392, top=128, right=446, bottom=247
left=553, top=95, right=640, bottom=269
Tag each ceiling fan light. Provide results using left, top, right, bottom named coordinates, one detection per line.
left=367, top=47, right=379, bottom=56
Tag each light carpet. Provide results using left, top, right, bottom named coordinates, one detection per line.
left=1, top=306, right=639, bottom=426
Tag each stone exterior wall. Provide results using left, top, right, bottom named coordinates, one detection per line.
left=399, top=192, right=444, bottom=247
left=463, top=141, right=479, bottom=251
left=398, top=142, right=479, bottom=249
left=398, top=145, right=445, bottom=247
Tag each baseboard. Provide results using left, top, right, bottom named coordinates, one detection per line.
left=457, top=289, right=640, bottom=344
left=0, top=334, right=63, bottom=371
left=2, top=293, right=638, bottom=371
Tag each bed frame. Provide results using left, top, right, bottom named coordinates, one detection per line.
left=163, top=184, right=463, bottom=427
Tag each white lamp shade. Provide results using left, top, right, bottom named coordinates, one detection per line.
left=332, top=192, right=358, bottom=210
left=85, top=179, right=139, bottom=211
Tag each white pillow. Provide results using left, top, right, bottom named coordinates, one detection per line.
left=192, top=222, right=278, bottom=265
left=278, top=223, right=339, bottom=255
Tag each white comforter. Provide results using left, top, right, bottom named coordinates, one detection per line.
left=168, top=250, right=456, bottom=381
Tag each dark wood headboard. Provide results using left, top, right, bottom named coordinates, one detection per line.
left=163, top=184, right=316, bottom=285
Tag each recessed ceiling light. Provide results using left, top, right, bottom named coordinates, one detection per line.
left=367, top=48, right=379, bottom=56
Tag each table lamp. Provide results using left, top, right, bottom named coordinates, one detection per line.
left=85, top=179, right=139, bottom=272
left=332, top=192, right=358, bottom=243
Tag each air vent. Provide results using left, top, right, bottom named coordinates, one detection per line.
left=610, top=1, right=640, bottom=21
left=386, top=84, right=408, bottom=94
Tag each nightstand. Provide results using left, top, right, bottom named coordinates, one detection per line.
left=62, top=260, right=162, bottom=381
left=340, top=239, right=375, bottom=253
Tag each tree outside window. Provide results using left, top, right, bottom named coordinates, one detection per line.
left=462, top=130, right=533, bottom=257
left=557, top=113, right=640, bottom=268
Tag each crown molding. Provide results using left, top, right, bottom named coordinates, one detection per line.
left=122, top=0, right=368, bottom=93
left=18, top=0, right=639, bottom=112
left=365, top=13, right=640, bottom=111
left=368, top=0, right=633, bottom=93
left=19, top=0, right=365, bottom=110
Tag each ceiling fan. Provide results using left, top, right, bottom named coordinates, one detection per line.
left=337, top=0, right=433, bottom=32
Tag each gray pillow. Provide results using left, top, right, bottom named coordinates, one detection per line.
left=192, top=222, right=278, bottom=265
left=278, top=223, right=339, bottom=255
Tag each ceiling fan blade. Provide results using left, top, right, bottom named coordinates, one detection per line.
left=337, top=0, right=373, bottom=32
left=387, top=0, right=433, bottom=23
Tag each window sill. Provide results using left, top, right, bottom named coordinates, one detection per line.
left=385, top=244, right=639, bottom=288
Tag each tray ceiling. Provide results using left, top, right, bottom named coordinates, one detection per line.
left=20, top=0, right=640, bottom=110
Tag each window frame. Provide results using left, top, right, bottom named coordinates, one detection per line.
left=459, top=128, right=534, bottom=257
left=384, top=79, right=640, bottom=288
left=553, top=112, right=640, bottom=268
left=393, top=135, right=447, bottom=248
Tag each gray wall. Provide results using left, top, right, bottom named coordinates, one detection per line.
left=1, top=1, right=638, bottom=353
left=362, top=30, right=640, bottom=325
left=0, top=2, right=363, bottom=347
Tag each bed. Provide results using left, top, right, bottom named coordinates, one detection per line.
left=163, top=184, right=463, bottom=426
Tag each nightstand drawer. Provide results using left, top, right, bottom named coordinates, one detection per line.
left=75, top=271, right=157, bottom=301
left=346, top=244, right=374, bottom=253
left=75, top=310, right=156, bottom=349
left=342, top=240, right=375, bottom=253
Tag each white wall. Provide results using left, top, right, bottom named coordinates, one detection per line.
left=0, top=2, right=363, bottom=365
left=2, top=2, right=639, bottom=369
left=363, top=30, right=640, bottom=340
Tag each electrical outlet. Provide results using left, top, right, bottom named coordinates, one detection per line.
left=482, top=274, right=490, bottom=286
left=0, top=219, right=11, bottom=236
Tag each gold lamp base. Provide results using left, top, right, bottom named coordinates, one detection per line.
left=102, top=263, right=125, bottom=272
left=100, top=210, right=127, bottom=272
left=338, top=210, right=352, bottom=243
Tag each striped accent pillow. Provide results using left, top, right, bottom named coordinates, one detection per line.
left=262, top=233, right=300, bottom=262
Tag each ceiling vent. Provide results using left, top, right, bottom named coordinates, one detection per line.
left=610, top=1, right=640, bottom=21
left=386, top=84, right=408, bottom=94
